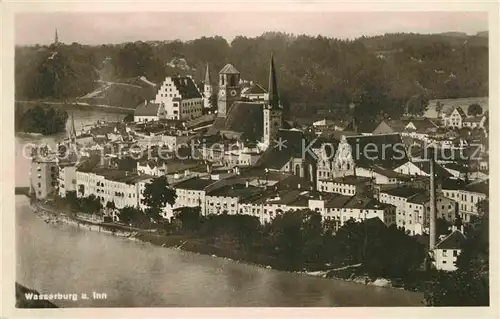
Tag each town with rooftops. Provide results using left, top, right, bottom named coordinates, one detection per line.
left=16, top=23, right=490, bottom=307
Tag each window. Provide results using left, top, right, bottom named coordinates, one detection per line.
left=442, top=261, right=447, bottom=264
left=453, top=250, right=458, bottom=257
left=442, top=250, right=448, bottom=257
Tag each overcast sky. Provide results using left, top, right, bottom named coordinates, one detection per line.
left=15, top=11, right=488, bottom=46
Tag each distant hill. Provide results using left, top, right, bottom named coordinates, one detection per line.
left=15, top=31, right=488, bottom=119
left=439, top=32, right=469, bottom=38
left=476, top=31, right=489, bottom=37
left=78, top=76, right=158, bottom=109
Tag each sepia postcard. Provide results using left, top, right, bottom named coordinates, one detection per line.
left=1, top=1, right=499, bottom=318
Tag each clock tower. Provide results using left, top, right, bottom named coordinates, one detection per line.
left=217, top=63, right=241, bottom=118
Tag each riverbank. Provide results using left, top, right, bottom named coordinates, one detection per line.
left=29, top=201, right=422, bottom=293
left=16, top=100, right=133, bottom=115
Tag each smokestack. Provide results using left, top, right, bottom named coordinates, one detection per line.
left=429, top=158, right=437, bottom=250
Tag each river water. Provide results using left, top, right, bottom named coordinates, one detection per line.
left=15, top=109, right=424, bottom=307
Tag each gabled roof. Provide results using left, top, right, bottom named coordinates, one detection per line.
left=134, top=101, right=161, bottom=116
left=219, top=63, right=240, bottom=74
left=373, top=120, right=408, bottom=134
left=171, top=77, right=203, bottom=99
left=435, top=230, right=467, bottom=250
left=407, top=119, right=439, bottom=132
left=446, top=107, right=467, bottom=118
left=345, top=133, right=408, bottom=169
left=245, top=83, right=268, bottom=95
left=255, top=129, right=316, bottom=170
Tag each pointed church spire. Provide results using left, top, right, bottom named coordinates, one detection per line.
left=204, top=63, right=211, bottom=85
left=54, top=28, right=59, bottom=46
left=69, top=111, right=77, bottom=143
left=268, top=52, right=280, bottom=109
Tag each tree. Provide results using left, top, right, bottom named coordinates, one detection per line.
left=406, top=94, right=429, bottom=117
left=79, top=195, right=102, bottom=215
left=141, top=176, right=177, bottom=222
left=123, top=113, right=134, bottom=122
left=174, top=206, right=202, bottom=232
left=467, top=103, right=483, bottom=117
left=119, top=206, right=147, bottom=225
left=105, top=201, right=116, bottom=216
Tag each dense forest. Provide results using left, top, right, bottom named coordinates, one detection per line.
left=15, top=104, right=68, bottom=135
left=15, top=31, right=488, bottom=125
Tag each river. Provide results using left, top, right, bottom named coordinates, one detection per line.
left=15, top=109, right=425, bottom=307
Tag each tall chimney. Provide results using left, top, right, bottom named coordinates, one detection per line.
left=429, top=158, right=437, bottom=250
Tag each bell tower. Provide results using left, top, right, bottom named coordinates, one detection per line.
left=217, top=63, right=241, bottom=118
left=263, top=53, right=283, bottom=148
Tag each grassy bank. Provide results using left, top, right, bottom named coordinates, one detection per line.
left=136, top=232, right=278, bottom=268
left=15, top=282, right=58, bottom=308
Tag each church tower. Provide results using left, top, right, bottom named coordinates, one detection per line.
left=203, top=63, right=213, bottom=108
left=263, top=53, right=283, bottom=148
left=54, top=28, right=59, bottom=46
left=217, top=63, right=241, bottom=118
left=68, top=111, right=77, bottom=146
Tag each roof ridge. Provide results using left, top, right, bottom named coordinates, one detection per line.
left=435, top=229, right=467, bottom=249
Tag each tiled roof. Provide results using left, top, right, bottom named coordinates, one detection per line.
left=174, top=177, right=215, bottom=190
left=435, top=230, right=467, bottom=250
left=406, top=192, right=430, bottom=205
left=370, top=165, right=405, bottom=178
left=345, top=133, right=408, bottom=169
left=330, top=176, right=372, bottom=185
left=376, top=120, right=407, bottom=133
left=219, top=63, right=240, bottom=74
left=443, top=162, right=469, bottom=173
left=207, top=184, right=262, bottom=199
left=245, top=83, right=267, bottom=95
left=209, top=102, right=264, bottom=141
left=465, top=179, right=489, bottom=195
left=407, top=119, right=439, bottom=132
left=134, top=101, right=160, bottom=116
left=171, top=77, right=203, bottom=99
left=255, top=129, right=316, bottom=169
left=383, top=186, right=425, bottom=199
left=412, top=161, right=453, bottom=178
left=463, top=117, right=484, bottom=123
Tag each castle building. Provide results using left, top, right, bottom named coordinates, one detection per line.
left=262, top=53, right=283, bottom=148
left=203, top=63, right=213, bottom=108
left=138, top=76, right=203, bottom=121
left=217, top=64, right=241, bottom=118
